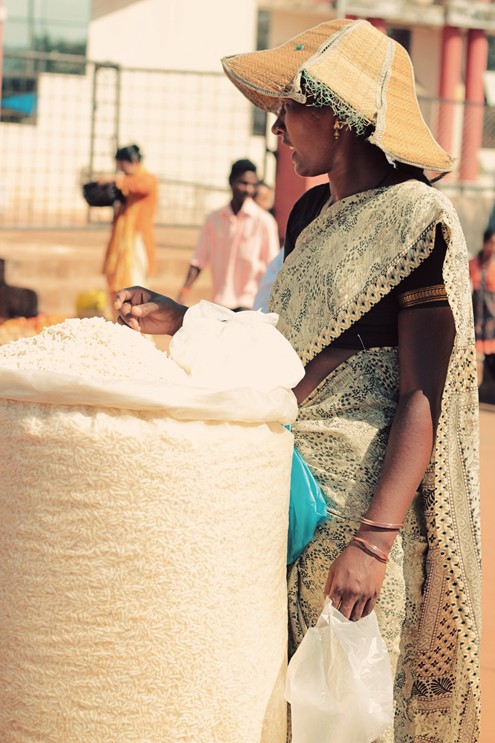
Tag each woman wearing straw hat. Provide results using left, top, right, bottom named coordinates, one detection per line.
left=114, top=19, right=481, bottom=742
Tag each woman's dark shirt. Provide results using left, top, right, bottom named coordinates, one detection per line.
left=283, top=183, right=449, bottom=350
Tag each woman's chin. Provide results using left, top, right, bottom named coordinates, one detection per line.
left=292, top=155, right=327, bottom=179
left=292, top=161, right=310, bottom=178
left=294, top=164, right=325, bottom=179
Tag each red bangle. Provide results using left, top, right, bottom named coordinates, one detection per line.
left=359, top=516, right=403, bottom=530
left=181, top=287, right=191, bottom=295
left=351, top=536, right=388, bottom=564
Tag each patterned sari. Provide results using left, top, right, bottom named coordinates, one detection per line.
left=270, top=181, right=481, bottom=742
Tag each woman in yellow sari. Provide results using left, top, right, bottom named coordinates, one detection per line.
left=102, top=144, right=158, bottom=302
left=113, top=20, right=481, bottom=743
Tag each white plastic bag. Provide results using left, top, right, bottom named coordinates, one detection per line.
left=285, top=599, right=394, bottom=743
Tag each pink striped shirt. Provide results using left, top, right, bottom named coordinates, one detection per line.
left=190, top=197, right=280, bottom=309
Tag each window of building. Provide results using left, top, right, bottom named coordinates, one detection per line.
left=252, top=10, right=271, bottom=137
left=482, top=35, right=495, bottom=147
left=2, top=0, right=91, bottom=123
left=388, top=27, right=411, bottom=53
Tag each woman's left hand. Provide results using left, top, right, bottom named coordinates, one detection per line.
left=324, top=545, right=386, bottom=621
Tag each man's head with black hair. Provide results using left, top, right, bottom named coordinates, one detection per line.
left=228, top=159, right=258, bottom=214
left=228, top=158, right=257, bottom=184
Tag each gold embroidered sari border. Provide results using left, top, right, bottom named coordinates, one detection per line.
left=398, top=283, right=448, bottom=308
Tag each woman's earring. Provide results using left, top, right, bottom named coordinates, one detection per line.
left=333, top=119, right=343, bottom=140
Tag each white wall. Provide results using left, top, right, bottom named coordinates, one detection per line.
left=88, top=0, right=266, bottom=220
left=0, top=72, right=94, bottom=224
left=410, top=25, right=442, bottom=99
left=0, top=0, right=271, bottom=226
left=88, top=0, right=257, bottom=72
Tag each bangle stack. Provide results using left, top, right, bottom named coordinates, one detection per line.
left=349, top=516, right=402, bottom=564
left=359, top=516, right=403, bottom=530
left=350, top=536, right=388, bottom=564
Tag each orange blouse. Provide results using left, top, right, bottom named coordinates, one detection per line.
left=469, top=254, right=495, bottom=292
left=102, top=165, right=158, bottom=295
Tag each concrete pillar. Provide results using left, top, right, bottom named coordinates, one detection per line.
left=367, top=18, right=387, bottom=34
left=0, top=0, right=4, bottom=113
left=274, top=142, right=327, bottom=241
left=437, top=26, right=464, bottom=155
left=460, top=28, right=489, bottom=182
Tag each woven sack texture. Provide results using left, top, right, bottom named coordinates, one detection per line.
left=0, top=318, right=293, bottom=742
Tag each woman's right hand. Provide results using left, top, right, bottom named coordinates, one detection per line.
left=114, top=286, right=186, bottom=335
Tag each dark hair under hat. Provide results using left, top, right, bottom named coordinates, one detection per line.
left=229, top=158, right=257, bottom=184
left=115, top=144, right=143, bottom=162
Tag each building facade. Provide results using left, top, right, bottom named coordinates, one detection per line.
left=258, top=0, right=495, bottom=237
left=0, top=0, right=495, bottom=246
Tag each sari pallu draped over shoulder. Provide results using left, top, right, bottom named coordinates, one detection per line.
left=270, top=180, right=481, bottom=742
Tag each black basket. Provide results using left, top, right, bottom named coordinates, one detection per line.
left=82, top=181, right=125, bottom=207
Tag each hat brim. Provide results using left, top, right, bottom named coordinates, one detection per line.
left=222, top=21, right=349, bottom=114
left=222, top=20, right=454, bottom=173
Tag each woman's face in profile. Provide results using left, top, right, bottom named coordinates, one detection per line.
left=271, top=99, right=336, bottom=178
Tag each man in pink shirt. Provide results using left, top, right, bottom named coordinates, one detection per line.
left=177, top=160, right=281, bottom=311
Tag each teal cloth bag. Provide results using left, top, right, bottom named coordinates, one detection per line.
left=287, top=438, right=328, bottom=564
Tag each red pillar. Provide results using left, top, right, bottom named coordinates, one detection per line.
left=0, top=0, right=4, bottom=113
left=459, top=28, right=489, bottom=182
left=274, top=142, right=327, bottom=241
left=437, top=26, right=463, bottom=155
left=367, top=18, right=387, bottom=34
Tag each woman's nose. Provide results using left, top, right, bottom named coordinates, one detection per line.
left=271, top=112, right=285, bottom=136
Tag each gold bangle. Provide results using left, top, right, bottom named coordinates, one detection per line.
left=351, top=536, right=388, bottom=564
left=359, top=516, right=403, bottom=530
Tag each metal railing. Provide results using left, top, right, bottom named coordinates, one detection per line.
left=0, top=51, right=273, bottom=228
left=1, top=50, right=495, bottom=236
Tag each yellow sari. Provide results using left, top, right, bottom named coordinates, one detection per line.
left=102, top=165, right=158, bottom=298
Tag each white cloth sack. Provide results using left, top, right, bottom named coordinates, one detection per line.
left=285, top=599, right=394, bottom=743
left=0, top=305, right=304, bottom=422
left=0, top=311, right=303, bottom=743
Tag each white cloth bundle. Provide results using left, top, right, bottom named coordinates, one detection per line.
left=0, top=310, right=303, bottom=742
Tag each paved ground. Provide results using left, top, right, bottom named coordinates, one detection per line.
left=1, top=227, right=494, bottom=739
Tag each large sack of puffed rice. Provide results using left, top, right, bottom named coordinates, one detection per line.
left=0, top=309, right=304, bottom=743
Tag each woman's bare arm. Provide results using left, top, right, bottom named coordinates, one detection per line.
left=325, top=304, right=456, bottom=620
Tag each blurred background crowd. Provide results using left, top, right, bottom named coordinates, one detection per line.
left=3, top=0, right=495, bottom=382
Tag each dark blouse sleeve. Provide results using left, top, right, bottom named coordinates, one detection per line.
left=283, top=208, right=298, bottom=260
left=397, top=225, right=449, bottom=310
left=283, top=184, right=331, bottom=260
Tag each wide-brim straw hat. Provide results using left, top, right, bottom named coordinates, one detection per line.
left=222, top=19, right=453, bottom=173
